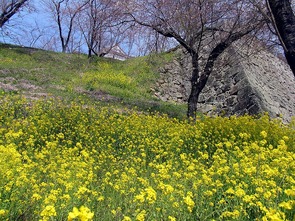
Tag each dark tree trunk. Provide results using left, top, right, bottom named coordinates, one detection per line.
left=88, top=48, right=92, bottom=58
left=187, top=53, right=201, bottom=120
left=267, top=0, right=295, bottom=76
left=130, top=11, right=257, bottom=120
left=186, top=30, right=254, bottom=120
left=187, top=83, right=203, bottom=120
left=285, top=52, right=295, bottom=75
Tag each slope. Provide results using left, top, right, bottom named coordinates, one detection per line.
left=0, top=43, right=186, bottom=118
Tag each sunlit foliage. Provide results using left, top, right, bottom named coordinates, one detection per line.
left=0, top=94, right=294, bottom=220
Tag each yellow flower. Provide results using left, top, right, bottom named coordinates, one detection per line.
left=284, top=189, right=295, bottom=196
left=243, top=195, right=256, bottom=204
left=168, top=216, right=176, bottom=221
left=145, top=187, right=157, bottom=204
left=40, top=205, right=57, bottom=220
left=32, top=193, right=42, bottom=201
left=79, top=206, right=94, bottom=221
left=204, top=190, right=214, bottom=197
left=215, top=142, right=223, bottom=148
left=68, top=207, right=80, bottom=221
left=0, top=209, right=6, bottom=216
left=259, top=139, right=267, bottom=146
left=68, top=206, right=94, bottom=221
left=172, top=202, right=179, bottom=208
left=263, top=191, right=272, bottom=199
left=260, top=131, right=267, bottom=138
left=134, top=193, right=145, bottom=203
left=183, top=194, right=195, bottom=213
left=136, top=210, right=146, bottom=221
left=134, top=187, right=157, bottom=204
left=164, top=184, right=174, bottom=194
left=235, top=187, right=246, bottom=197
left=76, top=186, right=91, bottom=198
left=278, top=140, right=287, bottom=151
left=221, top=210, right=240, bottom=219
left=224, top=141, right=232, bottom=148
left=225, top=187, right=235, bottom=195
left=122, top=216, right=132, bottom=221
left=279, top=201, right=294, bottom=210
left=98, top=196, right=105, bottom=201
left=263, top=208, right=285, bottom=221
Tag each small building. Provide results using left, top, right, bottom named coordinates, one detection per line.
left=102, top=45, right=130, bottom=61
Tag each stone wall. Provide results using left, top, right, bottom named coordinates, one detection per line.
left=154, top=45, right=295, bottom=121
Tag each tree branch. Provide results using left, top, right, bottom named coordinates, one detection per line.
left=0, top=0, right=29, bottom=28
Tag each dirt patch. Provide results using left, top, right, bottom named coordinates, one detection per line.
left=0, top=77, right=41, bottom=91
left=0, top=76, right=51, bottom=100
left=90, top=90, right=122, bottom=102
left=0, top=74, right=120, bottom=103
left=0, top=81, right=18, bottom=92
left=0, top=69, right=11, bottom=75
left=18, top=81, right=41, bottom=90
left=75, top=87, right=121, bottom=102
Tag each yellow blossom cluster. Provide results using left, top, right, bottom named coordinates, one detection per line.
left=68, top=206, right=94, bottom=221
left=0, top=94, right=295, bottom=220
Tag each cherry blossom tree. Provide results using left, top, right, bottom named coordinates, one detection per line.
left=124, top=0, right=265, bottom=119
left=0, top=0, right=29, bottom=28
left=78, top=0, right=128, bottom=58
left=43, top=0, right=88, bottom=52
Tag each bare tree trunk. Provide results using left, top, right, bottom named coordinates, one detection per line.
left=126, top=0, right=263, bottom=121
left=187, top=31, right=254, bottom=120
left=187, top=53, right=200, bottom=120
left=267, top=0, right=295, bottom=76
left=52, top=0, right=88, bottom=53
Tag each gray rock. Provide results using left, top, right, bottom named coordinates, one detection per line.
left=155, top=43, right=295, bottom=122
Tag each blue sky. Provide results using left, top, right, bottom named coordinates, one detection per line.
left=0, top=1, right=176, bottom=55
left=1, top=1, right=52, bottom=48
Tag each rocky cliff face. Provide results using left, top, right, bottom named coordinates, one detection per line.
left=154, top=45, right=295, bottom=121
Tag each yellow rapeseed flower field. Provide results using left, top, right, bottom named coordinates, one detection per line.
left=0, top=94, right=294, bottom=220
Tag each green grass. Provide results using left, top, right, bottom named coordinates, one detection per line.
left=0, top=43, right=185, bottom=118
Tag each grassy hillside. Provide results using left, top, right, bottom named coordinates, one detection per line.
left=0, top=43, right=186, bottom=118
left=1, top=44, right=295, bottom=221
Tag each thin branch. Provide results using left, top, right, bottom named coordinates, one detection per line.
left=0, top=0, right=29, bottom=27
